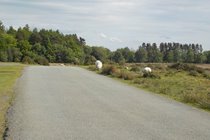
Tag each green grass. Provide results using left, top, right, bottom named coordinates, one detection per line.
left=0, top=63, right=24, bottom=140
left=133, top=70, right=210, bottom=108
left=88, top=63, right=210, bottom=111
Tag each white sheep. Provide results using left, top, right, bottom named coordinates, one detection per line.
left=125, top=66, right=129, bottom=70
left=143, top=67, right=152, bottom=73
left=95, top=60, right=103, bottom=69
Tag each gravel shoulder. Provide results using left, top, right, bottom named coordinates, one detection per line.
left=6, top=66, right=210, bottom=140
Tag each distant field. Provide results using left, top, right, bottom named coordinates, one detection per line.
left=88, top=63, right=210, bottom=111
left=0, top=63, right=24, bottom=140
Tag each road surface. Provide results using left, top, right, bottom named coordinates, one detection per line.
left=6, top=66, right=210, bottom=140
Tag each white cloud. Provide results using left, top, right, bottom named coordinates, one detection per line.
left=99, top=33, right=122, bottom=43
left=99, top=33, right=107, bottom=39
left=110, top=37, right=123, bottom=43
left=0, top=0, right=210, bottom=50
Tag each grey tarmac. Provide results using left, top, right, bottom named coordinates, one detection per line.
left=6, top=66, right=210, bottom=140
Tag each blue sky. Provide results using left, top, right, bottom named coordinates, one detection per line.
left=0, top=0, right=209, bottom=50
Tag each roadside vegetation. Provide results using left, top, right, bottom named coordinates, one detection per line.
left=88, top=63, right=210, bottom=111
left=0, top=63, right=24, bottom=140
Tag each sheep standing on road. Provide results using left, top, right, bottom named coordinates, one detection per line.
left=95, top=60, right=103, bottom=70
left=143, top=67, right=152, bottom=73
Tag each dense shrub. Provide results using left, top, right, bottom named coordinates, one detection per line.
left=189, top=70, right=199, bottom=76
left=101, top=65, right=118, bottom=75
left=22, top=56, right=34, bottom=64
left=143, top=72, right=160, bottom=79
left=118, top=70, right=136, bottom=80
left=130, top=66, right=141, bottom=72
left=88, top=65, right=97, bottom=71
left=84, top=55, right=96, bottom=65
left=170, top=63, right=205, bottom=74
left=0, top=51, right=8, bottom=62
left=199, top=98, right=210, bottom=109
left=203, top=72, right=210, bottom=80
left=35, top=56, right=49, bottom=65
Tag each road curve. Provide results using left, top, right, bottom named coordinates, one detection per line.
left=6, top=66, right=210, bottom=140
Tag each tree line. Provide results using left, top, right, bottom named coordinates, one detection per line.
left=0, top=21, right=210, bottom=65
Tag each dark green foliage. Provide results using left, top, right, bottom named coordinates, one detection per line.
left=29, top=28, right=42, bottom=45
left=7, top=26, right=17, bottom=37
left=34, top=56, right=49, bottom=65
left=22, top=56, right=34, bottom=64
left=0, top=34, right=17, bottom=50
left=0, top=21, right=209, bottom=65
left=204, top=51, right=210, bottom=63
left=165, top=51, right=174, bottom=62
left=7, top=47, right=22, bottom=62
left=0, top=21, right=111, bottom=65
left=111, top=50, right=125, bottom=64
left=91, top=47, right=110, bottom=62
left=195, top=53, right=206, bottom=63
left=11, top=48, right=22, bottom=62
left=186, top=48, right=195, bottom=63
left=84, top=55, right=96, bottom=65
left=135, top=47, right=147, bottom=62
left=112, top=47, right=135, bottom=63
left=0, top=21, right=5, bottom=33
left=0, top=51, right=8, bottom=62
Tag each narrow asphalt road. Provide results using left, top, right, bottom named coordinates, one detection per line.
left=7, top=66, right=210, bottom=140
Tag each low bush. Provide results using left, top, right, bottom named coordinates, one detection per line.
left=88, top=65, right=97, bottom=71
left=199, top=99, right=210, bottom=109
left=0, top=51, right=8, bottom=62
left=158, top=86, right=171, bottom=95
left=118, top=70, right=136, bottom=80
left=170, top=63, right=205, bottom=74
left=143, top=72, right=160, bottom=79
left=170, top=63, right=191, bottom=70
left=182, top=93, right=210, bottom=109
left=133, top=79, right=146, bottom=84
left=84, top=56, right=96, bottom=65
left=35, top=56, right=49, bottom=66
left=101, top=65, right=118, bottom=75
left=182, top=93, right=201, bottom=103
left=130, top=66, right=141, bottom=72
left=189, top=70, right=199, bottom=76
left=22, top=56, right=34, bottom=64
left=203, top=72, right=210, bottom=80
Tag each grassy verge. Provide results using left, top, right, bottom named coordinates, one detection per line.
left=0, top=63, right=24, bottom=140
left=88, top=63, right=210, bottom=111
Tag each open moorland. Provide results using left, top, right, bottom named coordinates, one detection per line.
left=88, top=63, right=210, bottom=111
